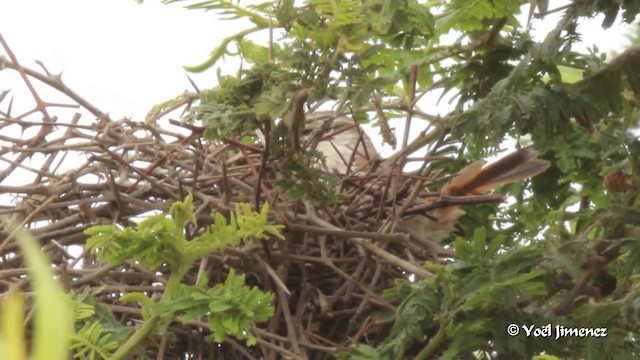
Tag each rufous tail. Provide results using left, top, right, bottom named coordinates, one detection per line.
left=405, top=147, right=549, bottom=244
left=442, top=146, right=550, bottom=196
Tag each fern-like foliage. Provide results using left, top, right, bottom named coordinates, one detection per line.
left=145, top=269, right=275, bottom=346
left=84, top=194, right=284, bottom=271
left=162, top=0, right=273, bottom=27
left=185, top=202, right=285, bottom=257
left=70, top=322, right=119, bottom=360
left=81, top=195, right=283, bottom=356
left=183, top=62, right=299, bottom=140
left=309, top=0, right=366, bottom=27
left=435, top=0, right=520, bottom=34
left=70, top=289, right=134, bottom=360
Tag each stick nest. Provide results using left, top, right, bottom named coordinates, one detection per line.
left=0, top=56, right=445, bottom=359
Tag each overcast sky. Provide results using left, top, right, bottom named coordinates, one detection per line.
left=0, top=0, right=257, bottom=120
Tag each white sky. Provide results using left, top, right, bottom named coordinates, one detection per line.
left=0, top=0, right=254, bottom=120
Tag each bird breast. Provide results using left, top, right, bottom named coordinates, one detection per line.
left=307, top=114, right=379, bottom=175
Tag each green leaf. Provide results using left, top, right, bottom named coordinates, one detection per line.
left=13, top=225, right=73, bottom=360
left=472, top=227, right=487, bottom=254
left=209, top=300, right=233, bottom=313
left=120, top=292, right=154, bottom=306
left=533, top=355, right=562, bottom=360
left=1, top=291, right=27, bottom=360
left=70, top=321, right=119, bottom=359
left=184, top=26, right=263, bottom=73
left=73, top=301, right=96, bottom=321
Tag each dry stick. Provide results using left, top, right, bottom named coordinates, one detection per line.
left=275, top=281, right=304, bottom=357
left=403, top=194, right=506, bottom=216
left=381, top=66, right=421, bottom=235
left=49, top=114, right=81, bottom=173
left=223, top=138, right=263, bottom=154
left=253, top=327, right=338, bottom=354
left=49, top=239, right=74, bottom=262
left=357, top=263, right=384, bottom=320
left=4, top=141, right=111, bottom=154
left=252, top=335, right=297, bottom=359
left=0, top=34, right=56, bottom=144
left=73, top=263, right=118, bottom=286
left=0, top=51, right=107, bottom=121
left=0, top=117, right=94, bottom=130
left=342, top=255, right=367, bottom=301
left=225, top=336, right=260, bottom=360
left=301, top=206, right=433, bottom=278
left=33, top=113, right=81, bottom=185
left=342, top=181, right=381, bottom=217
left=232, top=138, right=292, bottom=229
left=291, top=224, right=411, bottom=243
left=323, top=260, right=395, bottom=312
left=384, top=123, right=445, bottom=167
left=123, top=132, right=198, bottom=194
left=105, top=168, right=125, bottom=222
left=1, top=191, right=161, bottom=257
left=0, top=146, right=45, bottom=181
left=390, top=64, right=419, bottom=200
left=376, top=125, right=447, bottom=231
left=254, top=253, right=290, bottom=296
left=395, top=132, right=449, bottom=218
left=0, top=175, right=71, bottom=254
left=337, top=115, right=370, bottom=177
left=351, top=316, right=376, bottom=344
left=294, top=264, right=310, bottom=327
left=341, top=233, right=432, bottom=278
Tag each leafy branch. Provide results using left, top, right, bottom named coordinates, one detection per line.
left=83, top=194, right=284, bottom=358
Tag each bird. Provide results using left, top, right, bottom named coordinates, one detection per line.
left=403, top=146, right=550, bottom=243
left=303, top=111, right=381, bottom=175
left=303, top=112, right=550, bottom=243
